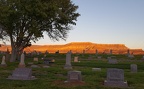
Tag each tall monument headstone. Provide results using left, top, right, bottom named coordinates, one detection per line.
left=64, top=51, right=72, bottom=69
left=127, top=49, right=130, bottom=56
left=110, top=49, right=112, bottom=54
left=18, top=53, right=25, bottom=68
left=95, top=49, right=98, bottom=55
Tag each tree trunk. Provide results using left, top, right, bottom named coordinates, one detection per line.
left=10, top=46, right=17, bottom=62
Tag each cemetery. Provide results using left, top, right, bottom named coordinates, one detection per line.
left=0, top=53, right=144, bottom=89
left=0, top=0, right=144, bottom=88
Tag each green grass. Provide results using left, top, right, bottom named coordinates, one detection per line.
left=0, top=54, right=144, bottom=89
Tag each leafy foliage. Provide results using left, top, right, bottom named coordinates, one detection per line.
left=0, top=0, right=80, bottom=61
left=0, top=0, right=80, bottom=47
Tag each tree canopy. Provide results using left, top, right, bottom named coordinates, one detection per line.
left=0, top=0, right=80, bottom=62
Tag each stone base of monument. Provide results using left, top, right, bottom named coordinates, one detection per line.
left=18, top=64, right=25, bottom=68
left=7, top=68, right=36, bottom=80
left=0, top=64, right=7, bottom=67
left=104, top=80, right=128, bottom=87
left=64, top=65, right=72, bottom=69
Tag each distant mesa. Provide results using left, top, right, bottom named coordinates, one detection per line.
left=0, top=42, right=144, bottom=55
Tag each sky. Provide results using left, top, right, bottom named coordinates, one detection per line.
left=31, top=0, right=144, bottom=50
left=0, top=0, right=143, bottom=50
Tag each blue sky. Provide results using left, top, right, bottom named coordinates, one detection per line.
left=34, top=0, right=144, bottom=50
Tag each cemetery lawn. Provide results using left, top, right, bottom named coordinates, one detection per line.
left=0, top=54, right=144, bottom=89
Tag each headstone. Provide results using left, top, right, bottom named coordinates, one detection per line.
left=42, top=65, right=50, bottom=68
left=127, top=49, right=130, bottom=55
left=64, top=52, right=72, bottom=69
left=1, top=55, right=7, bottom=67
left=31, top=65, right=40, bottom=68
left=92, top=68, right=101, bottom=71
left=95, top=49, right=98, bottom=55
left=67, top=71, right=82, bottom=82
left=130, top=64, right=137, bottom=73
left=33, top=57, right=38, bottom=62
left=74, top=56, right=79, bottom=62
left=18, top=53, right=25, bottom=68
left=97, top=56, right=101, bottom=59
left=107, top=57, right=111, bottom=60
left=43, top=58, right=54, bottom=65
left=110, top=49, right=112, bottom=54
left=7, top=68, right=36, bottom=80
left=27, top=62, right=34, bottom=65
left=83, top=50, right=85, bottom=54
left=45, top=50, right=49, bottom=55
left=55, top=50, right=59, bottom=54
left=88, top=56, right=92, bottom=60
left=128, top=55, right=134, bottom=58
left=108, top=59, right=118, bottom=64
left=104, top=68, right=128, bottom=87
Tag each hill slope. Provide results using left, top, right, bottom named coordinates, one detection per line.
left=0, top=42, right=144, bottom=54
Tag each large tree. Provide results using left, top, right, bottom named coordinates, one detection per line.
left=0, top=0, right=80, bottom=62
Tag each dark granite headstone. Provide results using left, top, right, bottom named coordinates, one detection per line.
left=43, top=58, right=54, bottom=65
left=130, top=64, right=137, bottom=73
left=67, top=71, right=82, bottom=81
left=7, top=68, right=36, bottom=80
left=108, top=59, right=118, bottom=64
left=104, top=68, right=128, bottom=87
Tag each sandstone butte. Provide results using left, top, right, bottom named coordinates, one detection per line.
left=0, top=42, right=144, bottom=55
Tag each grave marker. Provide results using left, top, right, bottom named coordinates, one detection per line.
left=74, top=56, right=79, bottom=62
left=92, top=68, right=101, bottom=71
left=64, top=51, right=72, bottom=69
left=33, top=57, right=38, bottom=62
left=108, top=59, right=118, bottom=64
left=7, top=68, right=36, bottom=80
left=18, top=53, right=25, bottom=68
left=130, top=64, right=137, bottom=73
left=1, top=55, right=7, bottom=67
left=67, top=71, right=82, bottom=82
left=104, top=68, right=128, bottom=87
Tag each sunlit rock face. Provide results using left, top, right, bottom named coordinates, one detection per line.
left=0, top=42, right=144, bottom=55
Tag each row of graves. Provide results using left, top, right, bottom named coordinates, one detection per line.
left=0, top=51, right=144, bottom=88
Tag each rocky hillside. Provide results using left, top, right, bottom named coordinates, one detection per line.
left=0, top=42, right=144, bottom=54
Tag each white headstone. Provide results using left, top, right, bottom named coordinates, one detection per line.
left=74, top=56, right=79, bottom=62
left=1, top=55, right=7, bottom=66
left=64, top=52, right=72, bottom=69
left=33, top=57, right=38, bottom=62
left=18, top=53, right=25, bottom=68
left=104, top=68, right=128, bottom=87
